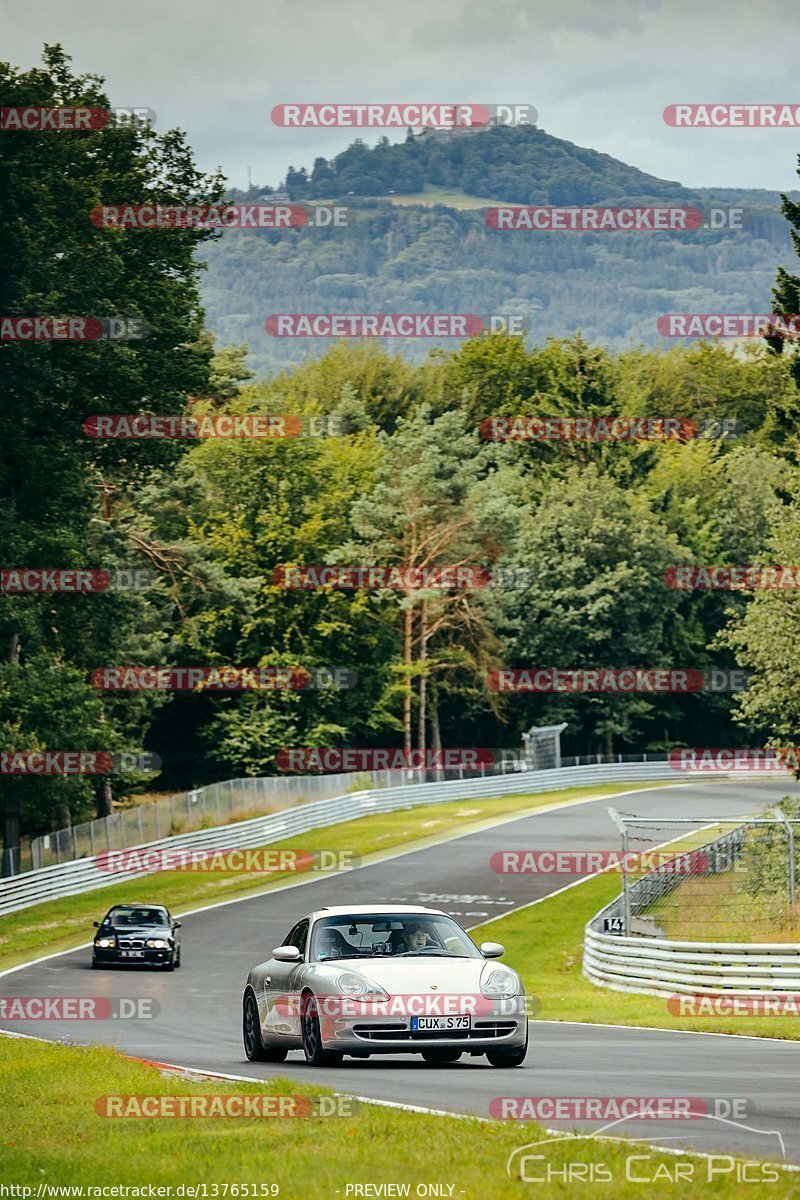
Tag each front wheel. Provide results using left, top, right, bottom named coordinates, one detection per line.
left=243, top=992, right=288, bottom=1062
left=486, top=1044, right=527, bottom=1067
left=301, top=993, right=343, bottom=1066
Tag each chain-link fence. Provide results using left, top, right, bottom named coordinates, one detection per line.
left=606, top=802, right=800, bottom=941
left=27, top=770, right=399, bottom=870
left=9, top=741, right=667, bottom=876
left=24, top=749, right=563, bottom=872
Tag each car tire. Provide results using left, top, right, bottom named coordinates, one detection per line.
left=243, top=992, right=288, bottom=1063
left=91, top=957, right=100, bottom=969
left=486, top=1042, right=528, bottom=1067
left=301, top=993, right=343, bottom=1067
left=175, top=948, right=181, bottom=969
left=421, top=1049, right=462, bottom=1065
left=164, top=955, right=175, bottom=972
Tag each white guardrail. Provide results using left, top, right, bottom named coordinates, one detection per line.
left=584, top=819, right=800, bottom=996
left=0, top=760, right=686, bottom=917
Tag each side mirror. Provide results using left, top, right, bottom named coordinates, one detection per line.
left=173, top=921, right=182, bottom=929
left=93, top=921, right=100, bottom=928
left=273, top=945, right=302, bottom=964
left=480, top=941, right=505, bottom=959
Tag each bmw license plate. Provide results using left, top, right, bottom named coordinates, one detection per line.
left=120, top=950, right=145, bottom=958
left=411, top=1015, right=471, bottom=1031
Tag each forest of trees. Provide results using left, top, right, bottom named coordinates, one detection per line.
left=3, top=48, right=800, bottom=852
left=278, top=124, right=691, bottom=204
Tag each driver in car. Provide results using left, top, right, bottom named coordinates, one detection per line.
left=398, top=921, right=431, bottom=953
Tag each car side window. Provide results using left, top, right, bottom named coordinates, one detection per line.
left=286, top=920, right=309, bottom=956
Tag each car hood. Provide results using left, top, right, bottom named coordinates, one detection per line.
left=103, top=925, right=171, bottom=937
left=319, top=956, right=513, bottom=994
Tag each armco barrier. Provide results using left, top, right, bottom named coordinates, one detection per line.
left=0, top=760, right=685, bottom=917
left=584, top=823, right=800, bottom=996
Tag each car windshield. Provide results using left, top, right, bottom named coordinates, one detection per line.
left=309, top=913, right=481, bottom=962
left=107, top=907, right=169, bottom=927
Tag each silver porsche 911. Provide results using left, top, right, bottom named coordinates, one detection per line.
left=242, top=904, right=528, bottom=1067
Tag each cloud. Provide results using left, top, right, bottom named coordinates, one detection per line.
left=3, top=0, right=800, bottom=190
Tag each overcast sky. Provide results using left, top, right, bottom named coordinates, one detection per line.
left=4, top=0, right=800, bottom=192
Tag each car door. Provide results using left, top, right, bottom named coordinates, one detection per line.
left=261, top=919, right=309, bottom=1041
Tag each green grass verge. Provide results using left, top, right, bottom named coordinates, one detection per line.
left=477, top=870, right=800, bottom=1040
left=0, top=1036, right=780, bottom=1194
left=0, top=783, right=666, bottom=974
left=385, top=185, right=503, bottom=208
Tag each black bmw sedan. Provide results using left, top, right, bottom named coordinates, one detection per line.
left=92, top=903, right=182, bottom=970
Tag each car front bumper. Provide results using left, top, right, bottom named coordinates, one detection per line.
left=315, top=996, right=529, bottom=1054
left=93, top=946, right=173, bottom=966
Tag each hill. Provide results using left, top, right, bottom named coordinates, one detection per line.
left=200, top=125, right=798, bottom=374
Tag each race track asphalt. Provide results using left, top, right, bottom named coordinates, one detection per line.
left=3, top=778, right=800, bottom=1165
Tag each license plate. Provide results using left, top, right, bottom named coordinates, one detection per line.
left=120, top=950, right=145, bottom=958
left=411, top=1015, right=471, bottom=1031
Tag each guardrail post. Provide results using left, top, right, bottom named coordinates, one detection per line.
left=607, top=807, right=631, bottom=936
left=775, top=810, right=796, bottom=923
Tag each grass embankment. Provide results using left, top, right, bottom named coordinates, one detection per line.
left=0, top=783, right=665, bottom=974
left=0, top=1036, right=782, bottom=1195
left=650, top=871, right=800, bottom=943
left=648, top=822, right=800, bottom=944
left=385, top=185, right=502, bottom=208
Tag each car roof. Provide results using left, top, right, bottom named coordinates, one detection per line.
left=107, top=903, right=169, bottom=911
left=308, top=904, right=446, bottom=920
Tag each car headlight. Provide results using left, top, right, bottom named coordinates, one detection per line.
left=146, top=939, right=168, bottom=949
left=481, top=969, right=519, bottom=999
left=335, top=972, right=389, bottom=998
left=96, top=938, right=115, bottom=949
